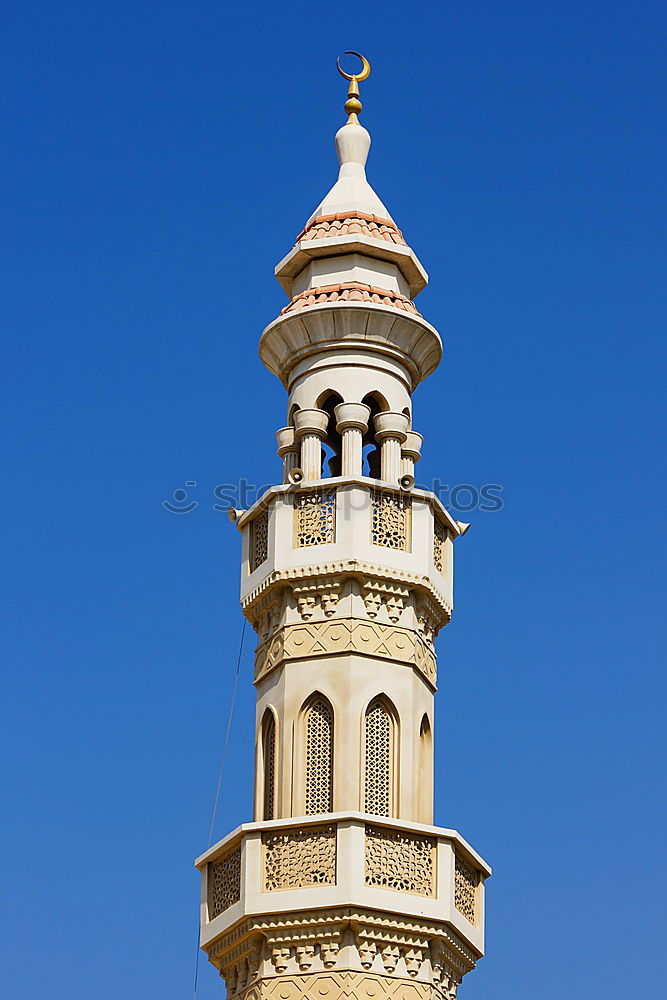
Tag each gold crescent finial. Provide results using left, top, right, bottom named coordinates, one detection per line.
left=336, top=51, right=371, bottom=122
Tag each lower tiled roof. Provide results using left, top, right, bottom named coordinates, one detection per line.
left=281, top=281, right=420, bottom=316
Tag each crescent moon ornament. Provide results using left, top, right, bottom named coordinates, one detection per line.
left=336, top=51, right=371, bottom=83
left=336, top=51, right=371, bottom=122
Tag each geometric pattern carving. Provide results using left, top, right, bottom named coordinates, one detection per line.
left=254, top=619, right=436, bottom=688
left=250, top=510, right=269, bottom=572
left=454, top=854, right=479, bottom=924
left=364, top=700, right=392, bottom=816
left=433, top=518, right=446, bottom=574
left=207, top=845, right=242, bottom=919
left=263, top=824, right=336, bottom=890
left=295, top=490, right=336, bottom=547
left=305, top=697, right=334, bottom=814
left=370, top=490, right=411, bottom=551
left=236, top=972, right=433, bottom=1000
left=365, top=825, right=435, bottom=896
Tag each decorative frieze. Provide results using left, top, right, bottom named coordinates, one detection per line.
left=365, top=825, right=435, bottom=896
left=208, top=845, right=242, bottom=919
left=254, top=618, right=436, bottom=687
left=292, top=578, right=342, bottom=621
left=203, top=907, right=477, bottom=993
left=230, top=971, right=433, bottom=1000
left=250, top=591, right=284, bottom=644
left=454, top=854, right=479, bottom=925
left=263, top=825, right=336, bottom=890
left=370, top=490, right=411, bottom=551
left=242, top=559, right=452, bottom=626
left=294, top=489, right=336, bottom=547
left=362, top=578, right=410, bottom=623
left=415, top=597, right=440, bottom=647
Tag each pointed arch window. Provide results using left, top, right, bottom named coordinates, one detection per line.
left=364, top=698, right=395, bottom=816
left=418, top=713, right=433, bottom=824
left=262, top=710, right=277, bottom=821
left=304, top=696, right=334, bottom=814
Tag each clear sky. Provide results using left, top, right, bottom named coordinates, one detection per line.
left=2, top=1, right=666, bottom=998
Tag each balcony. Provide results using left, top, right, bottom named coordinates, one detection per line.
left=195, top=812, right=490, bottom=958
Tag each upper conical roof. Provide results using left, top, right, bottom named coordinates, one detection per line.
left=275, top=114, right=428, bottom=300
left=306, top=120, right=393, bottom=224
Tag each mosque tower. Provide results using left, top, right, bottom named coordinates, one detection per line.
left=196, top=53, right=491, bottom=1000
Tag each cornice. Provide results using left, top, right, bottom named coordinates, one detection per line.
left=241, top=559, right=453, bottom=622
left=275, top=232, right=428, bottom=300
left=259, top=303, right=442, bottom=390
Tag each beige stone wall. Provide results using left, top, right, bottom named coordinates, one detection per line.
left=253, top=651, right=434, bottom=823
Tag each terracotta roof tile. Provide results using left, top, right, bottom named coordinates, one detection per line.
left=294, top=211, right=407, bottom=247
left=280, top=282, right=420, bottom=317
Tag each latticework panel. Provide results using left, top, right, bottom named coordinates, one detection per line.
left=250, top=510, right=269, bottom=572
left=433, top=518, right=447, bottom=573
left=364, top=700, right=392, bottom=816
left=263, top=824, right=336, bottom=890
left=370, top=490, right=411, bottom=551
left=262, top=712, right=276, bottom=821
left=207, top=846, right=242, bottom=919
left=304, top=697, right=334, bottom=814
left=365, top=824, right=435, bottom=896
left=454, top=854, right=479, bottom=924
left=294, top=490, right=336, bottom=547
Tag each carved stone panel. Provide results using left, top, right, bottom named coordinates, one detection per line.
left=370, top=491, right=411, bottom=551
left=208, top=845, right=242, bottom=919
left=294, top=490, right=336, bottom=547
left=250, top=510, right=269, bottom=572
left=263, top=825, right=337, bottom=890
left=365, top=825, right=435, bottom=896
left=454, top=854, right=479, bottom=925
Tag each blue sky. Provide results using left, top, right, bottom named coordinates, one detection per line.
left=2, top=1, right=666, bottom=997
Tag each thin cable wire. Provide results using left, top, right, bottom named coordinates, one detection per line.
left=193, top=616, right=247, bottom=999
left=207, top=617, right=247, bottom=846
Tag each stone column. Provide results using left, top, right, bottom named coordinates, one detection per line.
left=401, top=430, right=423, bottom=478
left=334, top=402, right=371, bottom=477
left=374, top=412, right=409, bottom=484
left=294, top=408, right=329, bottom=482
left=275, top=427, right=299, bottom=483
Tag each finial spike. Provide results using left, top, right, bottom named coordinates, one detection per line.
left=336, top=51, right=371, bottom=122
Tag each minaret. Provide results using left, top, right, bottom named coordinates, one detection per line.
left=196, top=54, right=491, bottom=1000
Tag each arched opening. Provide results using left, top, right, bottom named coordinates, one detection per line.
left=402, top=406, right=412, bottom=430
left=361, top=392, right=388, bottom=478
left=317, top=391, right=344, bottom=477
left=288, top=402, right=301, bottom=426
left=303, top=694, right=334, bottom=814
left=363, top=696, right=398, bottom=817
left=418, top=713, right=433, bottom=824
left=261, top=709, right=277, bottom=821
